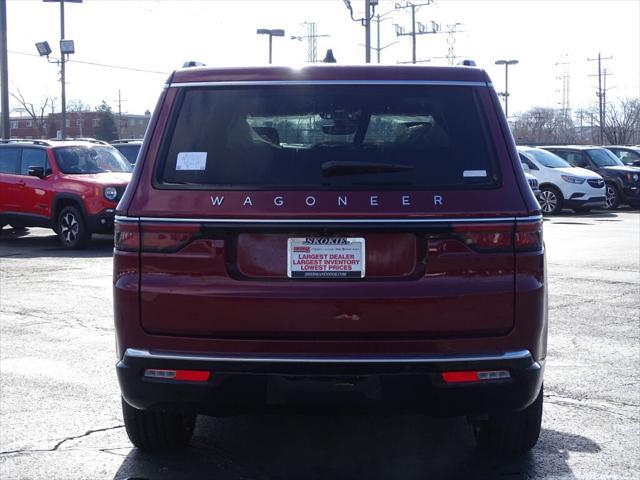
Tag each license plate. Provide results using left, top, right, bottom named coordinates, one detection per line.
left=287, top=237, right=365, bottom=278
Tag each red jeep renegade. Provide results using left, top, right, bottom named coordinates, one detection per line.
left=0, top=139, right=132, bottom=248
left=114, top=66, right=547, bottom=455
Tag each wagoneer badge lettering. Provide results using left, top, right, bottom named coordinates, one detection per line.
left=210, top=194, right=445, bottom=208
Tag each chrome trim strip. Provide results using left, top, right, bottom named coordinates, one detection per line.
left=125, top=348, right=532, bottom=364
left=169, top=80, right=488, bottom=88
left=115, top=215, right=542, bottom=224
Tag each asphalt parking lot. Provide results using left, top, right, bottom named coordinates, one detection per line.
left=0, top=210, right=638, bottom=480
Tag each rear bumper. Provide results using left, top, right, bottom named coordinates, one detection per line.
left=117, top=348, right=544, bottom=416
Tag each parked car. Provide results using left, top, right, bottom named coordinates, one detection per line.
left=606, top=146, right=640, bottom=167
left=524, top=170, right=542, bottom=200
left=540, top=146, right=640, bottom=209
left=0, top=139, right=132, bottom=248
left=111, top=139, right=142, bottom=164
left=114, top=65, right=546, bottom=455
left=518, top=146, right=605, bottom=214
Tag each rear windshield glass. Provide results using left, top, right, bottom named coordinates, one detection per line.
left=526, top=149, right=571, bottom=168
left=55, top=146, right=133, bottom=174
left=158, top=85, right=499, bottom=189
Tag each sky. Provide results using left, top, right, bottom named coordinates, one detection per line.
left=4, top=0, right=640, bottom=118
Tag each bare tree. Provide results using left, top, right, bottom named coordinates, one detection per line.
left=10, top=90, right=53, bottom=138
left=67, top=99, right=91, bottom=137
left=603, top=98, right=640, bottom=145
left=511, top=107, right=578, bottom=145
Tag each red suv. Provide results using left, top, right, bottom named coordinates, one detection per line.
left=114, top=66, right=547, bottom=455
left=0, top=139, right=132, bottom=248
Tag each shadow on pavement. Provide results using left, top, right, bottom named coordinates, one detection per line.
left=0, top=227, right=113, bottom=258
left=112, top=415, right=600, bottom=480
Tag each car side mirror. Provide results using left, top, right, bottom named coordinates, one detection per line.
left=521, top=162, right=531, bottom=173
left=27, top=166, right=45, bottom=179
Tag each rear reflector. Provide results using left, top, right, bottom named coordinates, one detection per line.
left=144, top=369, right=210, bottom=382
left=442, top=370, right=510, bottom=383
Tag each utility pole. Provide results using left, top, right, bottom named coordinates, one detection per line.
left=555, top=54, right=571, bottom=129
left=343, top=0, right=378, bottom=64
left=114, top=89, right=128, bottom=139
left=370, top=12, right=397, bottom=63
left=587, top=52, right=613, bottom=145
left=495, top=59, right=519, bottom=119
left=393, top=1, right=439, bottom=64
left=445, top=23, right=463, bottom=65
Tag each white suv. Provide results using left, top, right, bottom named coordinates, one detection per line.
left=518, top=146, right=606, bottom=214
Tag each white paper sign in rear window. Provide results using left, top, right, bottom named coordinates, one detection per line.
left=176, top=152, right=207, bottom=171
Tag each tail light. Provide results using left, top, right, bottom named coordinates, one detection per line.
left=141, top=223, right=201, bottom=252
left=114, top=220, right=140, bottom=252
left=452, top=220, right=542, bottom=253
left=115, top=221, right=202, bottom=253
left=452, top=223, right=513, bottom=252
left=515, top=220, right=543, bottom=252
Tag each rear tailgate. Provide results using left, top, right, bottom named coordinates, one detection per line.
left=129, top=216, right=540, bottom=339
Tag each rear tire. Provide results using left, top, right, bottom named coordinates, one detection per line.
left=539, top=186, right=563, bottom=215
left=121, top=398, right=196, bottom=451
left=57, top=206, right=90, bottom=249
left=604, top=183, right=620, bottom=210
left=474, top=386, right=543, bottom=455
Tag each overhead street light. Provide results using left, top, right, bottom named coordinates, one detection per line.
left=495, top=59, right=519, bottom=118
left=257, top=28, right=285, bottom=64
left=35, top=41, right=52, bottom=57
left=59, top=39, right=75, bottom=54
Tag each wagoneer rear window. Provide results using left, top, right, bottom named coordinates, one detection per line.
left=158, top=85, right=499, bottom=189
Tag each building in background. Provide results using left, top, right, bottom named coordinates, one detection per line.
left=7, top=111, right=151, bottom=140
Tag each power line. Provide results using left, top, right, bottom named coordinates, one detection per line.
left=9, top=50, right=170, bottom=75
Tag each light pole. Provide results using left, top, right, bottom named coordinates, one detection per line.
left=257, top=28, right=285, bottom=64
left=343, top=0, right=378, bottom=63
left=495, top=59, right=519, bottom=118
left=35, top=39, right=75, bottom=139
left=41, top=0, right=81, bottom=139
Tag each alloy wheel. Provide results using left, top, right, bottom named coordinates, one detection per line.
left=539, top=190, right=558, bottom=214
left=605, top=185, right=617, bottom=209
left=60, top=212, right=79, bottom=246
